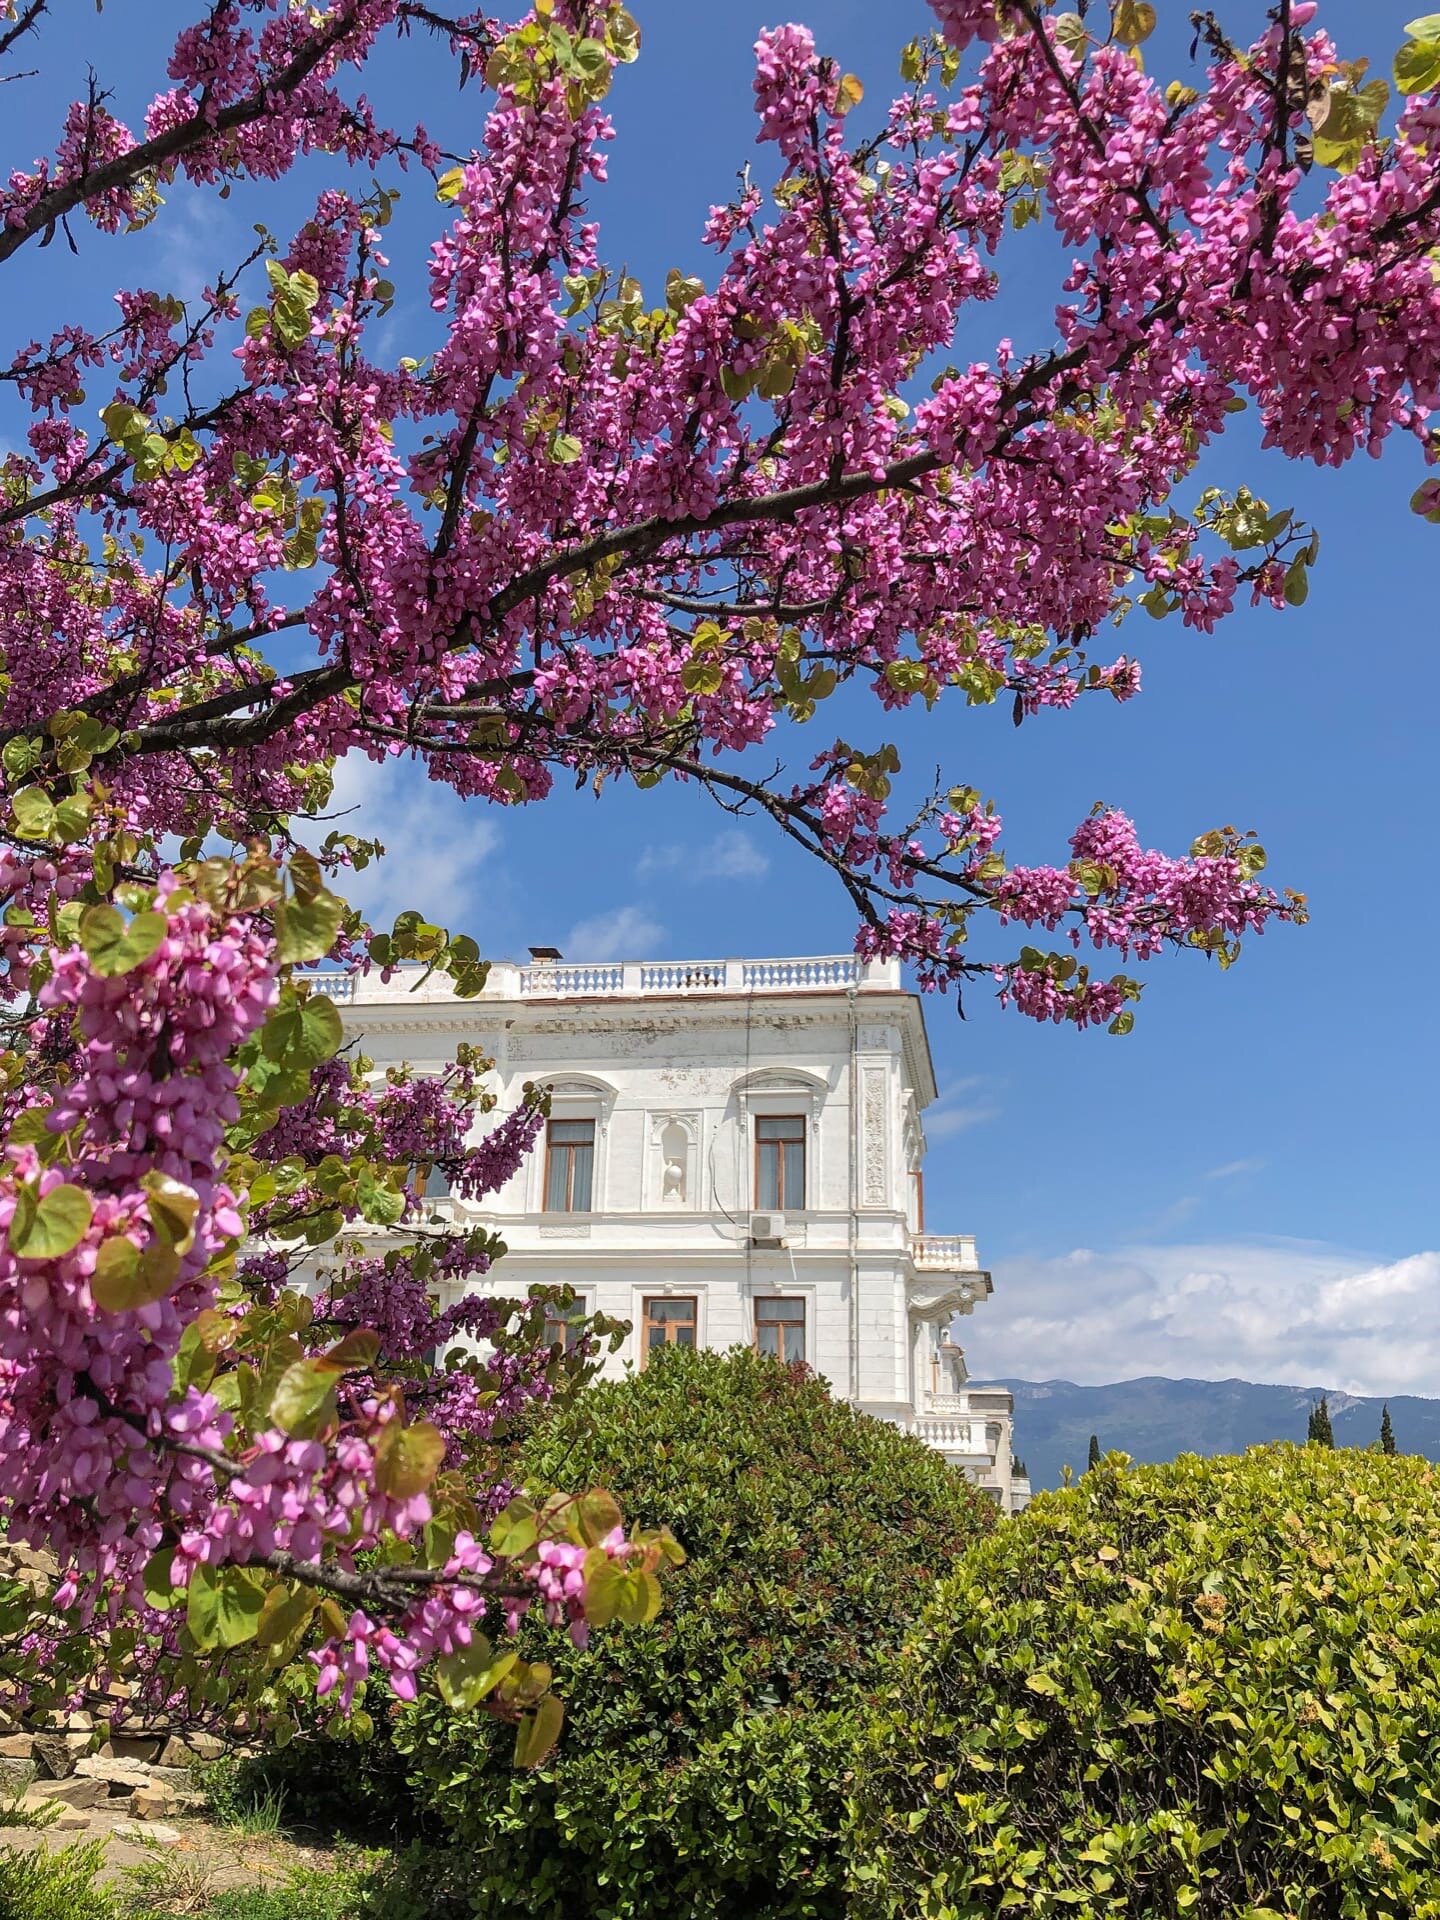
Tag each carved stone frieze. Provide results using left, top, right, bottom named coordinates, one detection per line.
left=862, top=1067, right=888, bottom=1206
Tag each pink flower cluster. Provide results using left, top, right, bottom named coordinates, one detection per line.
left=0, top=882, right=276, bottom=1600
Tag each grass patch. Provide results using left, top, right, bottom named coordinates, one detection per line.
left=0, top=1839, right=118, bottom=1920
left=0, top=1763, right=59, bottom=1831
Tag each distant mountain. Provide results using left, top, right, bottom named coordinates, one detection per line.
left=977, top=1376, right=1440, bottom=1492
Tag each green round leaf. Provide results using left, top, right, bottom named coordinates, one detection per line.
left=514, top=1691, right=565, bottom=1770
left=268, top=1357, right=341, bottom=1436
left=186, top=1563, right=269, bottom=1652
left=141, top=1171, right=200, bottom=1253
left=375, top=1421, right=446, bottom=1499
left=1111, top=0, right=1156, bottom=47
left=79, top=905, right=168, bottom=977
left=275, top=889, right=344, bottom=965
left=142, top=1548, right=178, bottom=1612
left=435, top=1635, right=519, bottom=1712
left=10, top=787, right=56, bottom=841
left=1395, top=36, right=1440, bottom=94
left=7, top=1182, right=93, bottom=1260
left=260, top=992, right=343, bottom=1070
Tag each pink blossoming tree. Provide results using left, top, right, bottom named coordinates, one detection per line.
left=2, top=0, right=1439, bottom=1749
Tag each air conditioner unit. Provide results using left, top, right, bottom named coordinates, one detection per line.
left=750, top=1211, right=787, bottom=1248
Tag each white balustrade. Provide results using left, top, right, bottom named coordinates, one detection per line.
left=924, top=1392, right=973, bottom=1416
left=638, top=961, right=728, bottom=992
left=306, top=973, right=356, bottom=1001
left=910, top=1233, right=979, bottom=1271
left=518, top=962, right=624, bottom=996
left=912, top=1415, right=984, bottom=1456
left=740, top=956, right=861, bottom=990
left=303, top=953, right=890, bottom=1005
left=519, top=955, right=864, bottom=999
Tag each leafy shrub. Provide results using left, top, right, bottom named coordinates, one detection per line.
left=194, top=1730, right=422, bottom=1843
left=395, top=1346, right=995, bottom=1919
left=850, top=1445, right=1440, bottom=1920
left=0, top=1839, right=117, bottom=1920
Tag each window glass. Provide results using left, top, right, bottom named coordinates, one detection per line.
left=642, top=1295, right=697, bottom=1362
left=545, top=1118, right=595, bottom=1211
left=755, top=1114, right=805, bottom=1209
left=755, top=1296, right=806, bottom=1362
left=543, top=1296, right=588, bottom=1353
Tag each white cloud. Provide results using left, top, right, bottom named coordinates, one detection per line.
left=635, top=830, right=770, bottom=883
left=926, top=1076, right=999, bottom=1139
left=564, top=904, right=667, bottom=961
left=156, top=189, right=242, bottom=308
left=319, top=754, right=501, bottom=929
left=1206, top=1157, right=1266, bottom=1180
left=970, top=1239, right=1440, bottom=1397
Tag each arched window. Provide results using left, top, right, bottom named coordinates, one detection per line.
left=731, top=1067, right=828, bottom=1212
left=532, top=1076, right=617, bottom=1213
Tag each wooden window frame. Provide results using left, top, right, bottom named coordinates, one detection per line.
left=640, top=1295, right=697, bottom=1365
left=753, top=1113, right=806, bottom=1211
left=543, top=1295, right=589, bottom=1355
left=544, top=1117, right=595, bottom=1213
left=754, top=1296, right=807, bottom=1364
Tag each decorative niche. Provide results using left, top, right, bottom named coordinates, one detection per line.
left=648, top=1109, right=701, bottom=1208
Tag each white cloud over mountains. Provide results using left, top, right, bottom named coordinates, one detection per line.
left=972, top=1240, right=1440, bottom=1397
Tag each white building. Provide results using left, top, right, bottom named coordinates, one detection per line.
left=315, top=950, right=1029, bottom=1511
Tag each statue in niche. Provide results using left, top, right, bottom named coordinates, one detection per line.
left=660, top=1119, right=688, bottom=1204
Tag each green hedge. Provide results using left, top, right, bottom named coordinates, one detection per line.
left=395, top=1346, right=996, bottom=1919
left=849, top=1445, right=1440, bottom=1920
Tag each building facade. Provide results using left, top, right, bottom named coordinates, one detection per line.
left=315, top=950, right=1029, bottom=1511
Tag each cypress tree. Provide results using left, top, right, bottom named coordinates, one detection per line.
left=1380, top=1403, right=1397, bottom=1456
left=1307, top=1395, right=1334, bottom=1448
left=1087, top=1433, right=1101, bottom=1473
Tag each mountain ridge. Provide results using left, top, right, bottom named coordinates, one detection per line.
left=974, top=1374, right=1440, bottom=1491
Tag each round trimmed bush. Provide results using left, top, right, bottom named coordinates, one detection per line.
left=395, top=1345, right=996, bottom=1919
left=850, top=1445, right=1440, bottom=1920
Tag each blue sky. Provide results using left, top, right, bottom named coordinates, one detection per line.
left=5, top=2, right=1436, bottom=1391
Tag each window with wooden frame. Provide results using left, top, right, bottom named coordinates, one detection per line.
left=641, top=1295, right=697, bottom=1364
left=754, top=1114, right=806, bottom=1210
left=411, top=1161, right=452, bottom=1203
left=544, top=1118, right=595, bottom=1211
left=542, top=1295, right=588, bottom=1354
left=754, top=1296, right=806, bottom=1363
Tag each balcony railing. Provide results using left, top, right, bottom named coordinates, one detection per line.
left=912, top=1414, right=989, bottom=1457
left=308, top=973, right=356, bottom=1000
left=302, top=953, right=897, bottom=1006
left=923, top=1389, right=1013, bottom=1419
left=910, top=1233, right=980, bottom=1271
left=517, top=954, right=866, bottom=998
